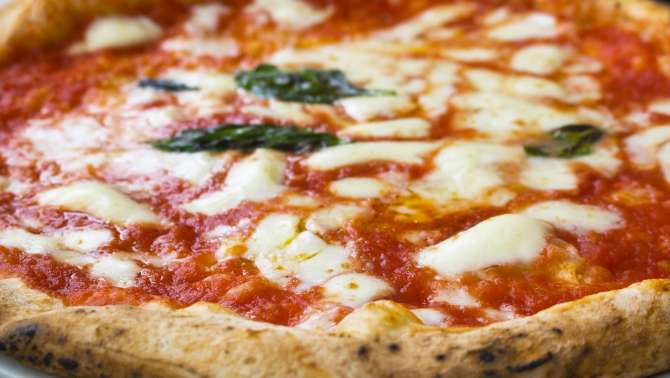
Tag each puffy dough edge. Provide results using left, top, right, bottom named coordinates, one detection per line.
left=0, top=0, right=670, bottom=376
left=0, top=279, right=668, bottom=377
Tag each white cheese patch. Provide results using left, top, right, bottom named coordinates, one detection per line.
left=329, top=178, right=387, bottom=199
left=523, top=201, right=624, bottom=234
left=109, top=149, right=222, bottom=185
left=339, top=118, right=431, bottom=139
left=563, top=75, right=602, bottom=103
left=657, top=143, right=670, bottom=185
left=337, top=96, right=415, bottom=122
left=241, top=100, right=314, bottom=125
left=376, top=4, right=474, bottom=41
left=183, top=149, right=286, bottom=215
left=412, top=142, right=523, bottom=204
left=418, top=63, right=459, bottom=118
left=246, top=214, right=300, bottom=259
left=411, top=308, right=445, bottom=326
left=89, top=255, right=141, bottom=288
left=162, top=69, right=236, bottom=94
left=453, top=92, right=578, bottom=136
left=649, top=99, right=670, bottom=116
left=433, top=288, right=479, bottom=307
left=249, top=0, right=332, bottom=30
left=0, top=228, right=60, bottom=254
left=442, top=48, right=497, bottom=62
left=416, top=214, right=548, bottom=277
left=573, top=142, right=622, bottom=177
left=521, top=158, right=577, bottom=191
left=305, top=142, right=439, bottom=170
left=71, top=16, right=162, bottom=53
left=161, top=37, right=239, bottom=58
left=487, top=13, right=560, bottom=41
left=245, top=215, right=351, bottom=288
left=305, top=204, right=365, bottom=234
left=465, top=69, right=566, bottom=100
left=510, top=44, right=569, bottom=75
left=625, top=126, right=670, bottom=168
left=58, top=229, right=113, bottom=253
left=184, top=3, right=230, bottom=35
left=37, top=181, right=160, bottom=226
left=323, top=273, right=394, bottom=307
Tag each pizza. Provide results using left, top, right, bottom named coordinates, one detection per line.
left=0, top=0, right=669, bottom=376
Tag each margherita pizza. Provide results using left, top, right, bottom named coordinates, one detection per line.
left=0, top=0, right=669, bottom=376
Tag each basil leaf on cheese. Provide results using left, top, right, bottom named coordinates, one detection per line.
left=524, top=124, right=604, bottom=158
left=138, top=79, right=198, bottom=92
left=234, top=64, right=394, bottom=104
left=151, top=124, right=344, bottom=153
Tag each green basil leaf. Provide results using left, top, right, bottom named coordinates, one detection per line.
left=138, top=79, right=198, bottom=92
left=524, top=124, right=605, bottom=158
left=151, top=124, right=344, bottom=153
left=234, top=64, right=395, bottom=104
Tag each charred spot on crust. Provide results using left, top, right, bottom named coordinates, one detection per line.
left=479, top=350, right=496, bottom=363
left=43, top=352, right=53, bottom=366
left=551, top=328, right=563, bottom=335
left=506, top=353, right=553, bottom=373
left=435, top=353, right=447, bottom=362
left=387, top=343, right=400, bottom=353
left=57, top=358, right=79, bottom=370
left=1, top=324, right=40, bottom=352
left=357, top=345, right=370, bottom=359
left=482, top=370, right=499, bottom=377
left=14, top=324, right=39, bottom=339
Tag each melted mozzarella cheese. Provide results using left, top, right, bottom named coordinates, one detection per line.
left=411, top=308, right=445, bottom=326
left=649, top=99, right=670, bottom=116
left=523, top=201, right=624, bottom=234
left=305, top=142, right=439, bottom=170
left=89, top=255, right=141, bottom=288
left=161, top=37, right=239, bottom=58
left=573, top=142, right=621, bottom=177
left=305, top=204, right=365, bottom=234
left=465, top=69, right=566, bottom=100
left=657, top=143, right=670, bottom=184
left=323, top=273, right=394, bottom=307
left=0, top=228, right=59, bottom=254
left=453, top=92, right=578, bottom=136
left=510, top=44, right=568, bottom=75
left=376, top=4, right=474, bottom=41
left=184, top=3, right=229, bottom=35
left=109, top=149, right=222, bottom=185
left=183, top=150, right=286, bottom=215
left=625, top=126, right=670, bottom=168
left=37, top=181, right=160, bottom=226
left=486, top=13, right=560, bottom=41
left=58, top=229, right=113, bottom=253
left=433, top=288, right=479, bottom=307
left=521, top=158, right=577, bottom=191
left=337, top=96, right=415, bottom=122
left=443, top=48, right=497, bottom=62
left=329, top=178, right=387, bottom=199
left=340, top=118, right=431, bottom=139
left=245, top=214, right=351, bottom=288
left=418, top=63, right=459, bottom=118
left=416, top=214, right=548, bottom=277
left=162, top=69, right=236, bottom=94
left=249, top=0, right=332, bottom=30
left=71, top=16, right=162, bottom=53
left=412, top=142, right=523, bottom=203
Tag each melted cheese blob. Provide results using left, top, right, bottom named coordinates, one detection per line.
left=416, top=214, right=548, bottom=277
left=71, top=16, right=162, bottom=53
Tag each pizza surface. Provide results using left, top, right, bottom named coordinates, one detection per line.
left=0, top=0, right=670, bottom=376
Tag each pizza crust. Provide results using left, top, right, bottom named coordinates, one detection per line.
left=1, top=0, right=670, bottom=376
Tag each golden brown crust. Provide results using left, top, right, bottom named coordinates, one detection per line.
left=0, top=279, right=669, bottom=377
left=2, top=0, right=670, bottom=377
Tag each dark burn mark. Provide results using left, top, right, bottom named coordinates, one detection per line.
left=506, top=353, right=554, bottom=373
left=435, top=353, right=447, bottom=362
left=387, top=343, right=400, bottom=353
left=482, top=370, right=499, bottom=377
left=14, top=324, right=39, bottom=339
left=479, top=350, right=496, bottom=363
left=551, top=328, right=563, bottom=335
left=57, top=358, right=79, bottom=370
left=43, top=352, right=53, bottom=366
left=357, top=345, right=370, bottom=359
